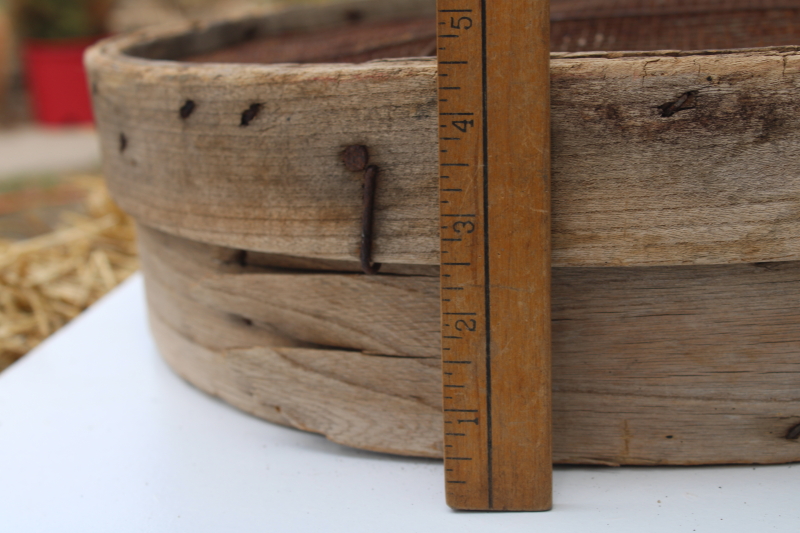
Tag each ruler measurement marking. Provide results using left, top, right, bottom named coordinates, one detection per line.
left=438, top=0, right=552, bottom=512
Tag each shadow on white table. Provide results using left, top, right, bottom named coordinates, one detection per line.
left=0, top=275, right=796, bottom=532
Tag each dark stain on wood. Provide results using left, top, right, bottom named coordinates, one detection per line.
left=180, top=100, right=196, bottom=119
left=787, top=423, right=800, bottom=440
left=242, top=26, right=258, bottom=42
left=119, top=133, right=128, bottom=153
left=240, top=103, right=262, bottom=126
left=754, top=103, right=787, bottom=145
left=344, top=9, right=364, bottom=23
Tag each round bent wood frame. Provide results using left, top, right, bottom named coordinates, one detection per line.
left=87, top=0, right=800, bottom=465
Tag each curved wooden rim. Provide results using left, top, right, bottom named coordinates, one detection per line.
left=139, top=223, right=800, bottom=465
left=89, top=0, right=800, bottom=268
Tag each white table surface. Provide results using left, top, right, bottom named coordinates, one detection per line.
left=0, top=274, right=797, bottom=532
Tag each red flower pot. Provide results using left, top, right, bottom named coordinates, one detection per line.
left=23, top=37, right=100, bottom=125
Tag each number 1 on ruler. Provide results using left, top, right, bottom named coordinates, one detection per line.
left=437, top=0, right=553, bottom=511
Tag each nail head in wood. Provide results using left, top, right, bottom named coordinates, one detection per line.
left=343, top=144, right=369, bottom=172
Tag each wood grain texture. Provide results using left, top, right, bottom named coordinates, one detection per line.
left=140, top=225, right=800, bottom=465
left=150, top=311, right=444, bottom=458
left=86, top=0, right=800, bottom=268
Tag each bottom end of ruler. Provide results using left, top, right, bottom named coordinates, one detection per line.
left=446, top=496, right=553, bottom=513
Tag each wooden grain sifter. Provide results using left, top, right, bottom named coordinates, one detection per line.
left=87, top=0, right=800, bottom=477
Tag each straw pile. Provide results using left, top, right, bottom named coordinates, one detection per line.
left=0, top=176, right=138, bottom=372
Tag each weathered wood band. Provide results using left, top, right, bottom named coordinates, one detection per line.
left=87, top=0, right=800, bottom=268
left=91, top=0, right=800, bottom=464
left=139, top=224, right=800, bottom=465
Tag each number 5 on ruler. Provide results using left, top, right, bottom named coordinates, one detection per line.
left=437, top=0, right=553, bottom=512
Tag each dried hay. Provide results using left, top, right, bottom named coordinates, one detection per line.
left=0, top=176, right=138, bottom=372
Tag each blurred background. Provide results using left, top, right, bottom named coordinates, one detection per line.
left=0, top=0, right=323, bottom=372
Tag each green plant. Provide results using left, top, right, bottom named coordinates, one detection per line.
left=14, top=0, right=112, bottom=40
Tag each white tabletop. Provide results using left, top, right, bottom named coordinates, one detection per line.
left=0, top=274, right=797, bottom=532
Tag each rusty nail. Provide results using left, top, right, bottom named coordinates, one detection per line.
left=343, top=144, right=369, bottom=172
left=360, top=165, right=381, bottom=275
left=659, top=90, right=698, bottom=118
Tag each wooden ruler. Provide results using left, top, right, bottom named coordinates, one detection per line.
left=437, top=0, right=552, bottom=511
